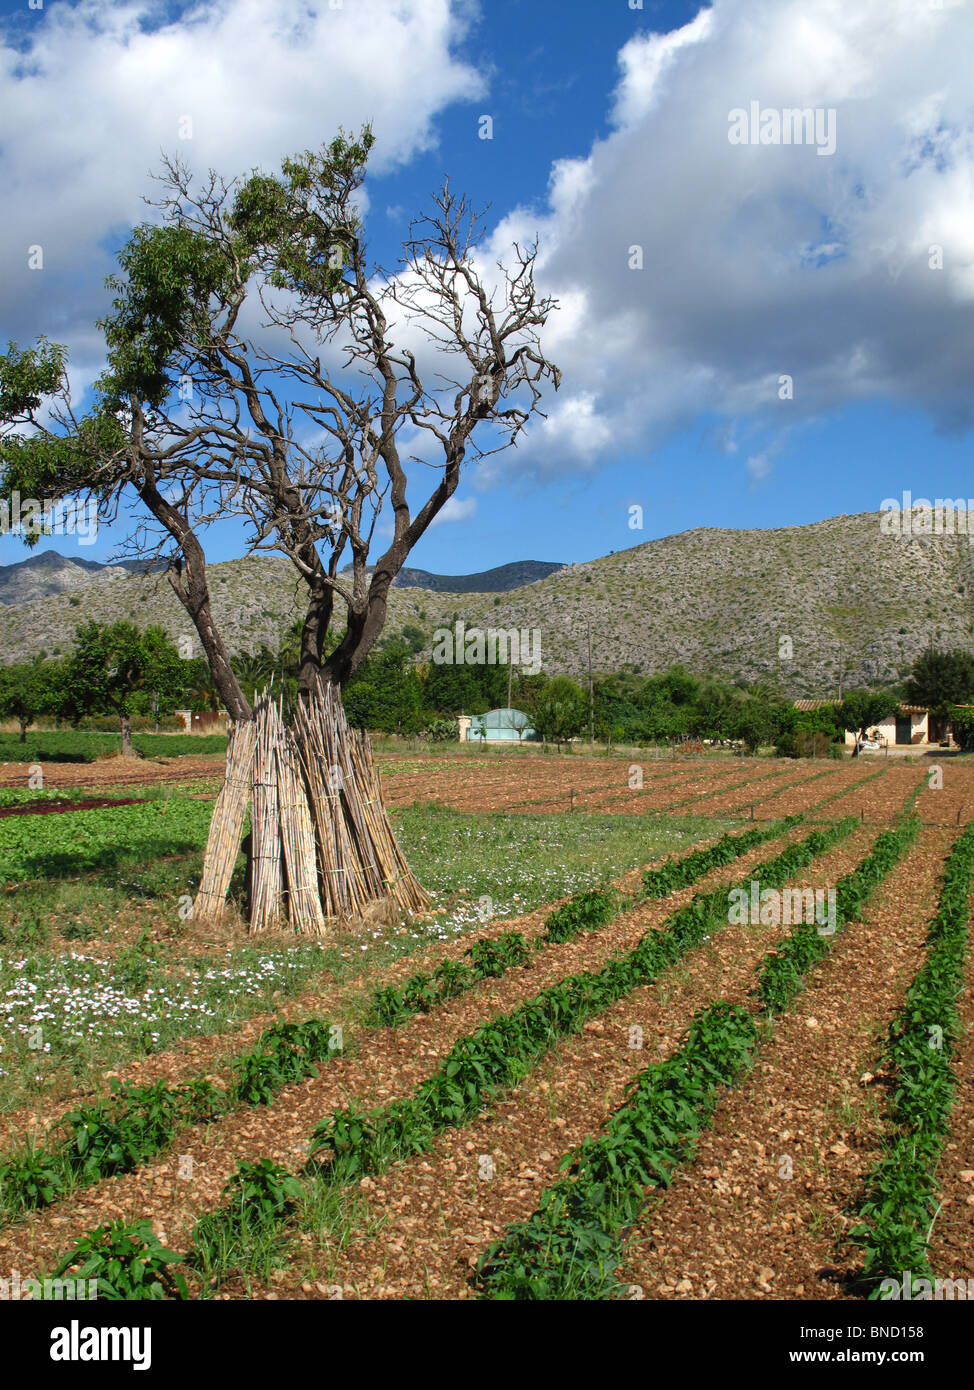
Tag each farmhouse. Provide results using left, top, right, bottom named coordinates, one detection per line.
left=793, top=699, right=930, bottom=747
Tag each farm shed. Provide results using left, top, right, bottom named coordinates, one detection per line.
left=464, top=707, right=537, bottom=742
left=792, top=699, right=929, bottom=746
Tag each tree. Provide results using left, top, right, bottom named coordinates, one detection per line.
left=529, top=676, right=588, bottom=749
left=836, top=689, right=900, bottom=744
left=907, top=648, right=974, bottom=720
left=732, top=697, right=777, bottom=755
left=949, top=706, right=974, bottom=752
left=0, top=657, right=62, bottom=742
left=0, top=131, right=559, bottom=928
left=343, top=641, right=425, bottom=735
left=64, top=621, right=187, bottom=755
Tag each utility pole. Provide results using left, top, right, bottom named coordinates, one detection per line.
left=587, top=622, right=594, bottom=744
left=507, top=657, right=513, bottom=711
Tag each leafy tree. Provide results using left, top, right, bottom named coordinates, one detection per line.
left=949, top=706, right=974, bottom=752
left=837, top=689, right=900, bottom=744
left=907, top=648, right=974, bottom=720
left=732, top=696, right=779, bottom=755
left=528, top=676, right=588, bottom=749
left=342, top=641, right=425, bottom=735
left=0, top=656, right=63, bottom=741
left=64, top=621, right=187, bottom=755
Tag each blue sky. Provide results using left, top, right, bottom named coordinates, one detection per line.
left=2, top=0, right=974, bottom=577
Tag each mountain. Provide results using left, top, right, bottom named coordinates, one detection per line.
left=391, top=560, right=565, bottom=592
left=0, top=551, right=561, bottom=606
left=1, top=513, right=972, bottom=696
left=0, top=550, right=165, bottom=606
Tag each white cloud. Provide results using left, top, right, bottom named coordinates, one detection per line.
left=430, top=495, right=477, bottom=526
left=486, top=0, right=974, bottom=480
left=0, top=0, right=484, bottom=361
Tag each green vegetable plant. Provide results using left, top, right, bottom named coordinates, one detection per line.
left=848, top=822, right=974, bottom=1296
left=48, top=1218, right=188, bottom=1300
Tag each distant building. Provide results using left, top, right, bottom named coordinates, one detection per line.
left=462, top=707, right=537, bottom=742
left=173, top=709, right=230, bottom=734
left=793, top=699, right=929, bottom=746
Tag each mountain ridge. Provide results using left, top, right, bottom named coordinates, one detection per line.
left=1, top=511, right=972, bottom=697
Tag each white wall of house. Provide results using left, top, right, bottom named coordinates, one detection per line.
left=844, top=711, right=928, bottom=746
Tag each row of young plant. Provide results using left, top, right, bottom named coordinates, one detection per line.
left=472, top=816, right=920, bottom=1299
left=38, top=817, right=856, bottom=1298
left=0, top=1019, right=342, bottom=1222
left=298, top=823, right=849, bottom=1187
left=847, top=821, right=974, bottom=1297
left=3, top=817, right=798, bottom=1228
left=367, top=819, right=801, bottom=1026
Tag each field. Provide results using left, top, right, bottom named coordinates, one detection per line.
left=1, top=740, right=973, bottom=1302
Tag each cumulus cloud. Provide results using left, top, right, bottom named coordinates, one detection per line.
left=429, top=495, right=477, bottom=526
left=0, top=0, right=484, bottom=361
left=485, top=0, right=974, bottom=480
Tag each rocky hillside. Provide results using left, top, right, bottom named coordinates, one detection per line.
left=1, top=512, right=972, bottom=697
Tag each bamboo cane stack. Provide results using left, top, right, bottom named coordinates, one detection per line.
left=274, top=696, right=327, bottom=935
left=293, top=681, right=429, bottom=918
left=250, top=692, right=284, bottom=932
left=192, top=718, right=256, bottom=923
left=193, top=680, right=428, bottom=929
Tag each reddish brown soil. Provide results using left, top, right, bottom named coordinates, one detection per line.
left=0, top=825, right=813, bottom=1275
left=243, top=830, right=878, bottom=1300
left=0, top=797, right=143, bottom=818
left=616, top=826, right=955, bottom=1300
left=0, top=756, right=225, bottom=790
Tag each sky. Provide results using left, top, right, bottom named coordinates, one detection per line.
left=2, top=0, right=974, bottom=576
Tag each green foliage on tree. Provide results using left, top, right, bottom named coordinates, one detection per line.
left=64, top=621, right=188, bottom=753
left=907, top=648, right=974, bottom=720
left=837, top=689, right=900, bottom=741
left=528, top=675, right=588, bottom=747
left=949, top=706, right=974, bottom=752
left=0, top=656, right=64, bottom=741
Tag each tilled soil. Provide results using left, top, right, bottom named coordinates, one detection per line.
left=823, top=765, right=927, bottom=823
left=616, top=825, right=956, bottom=1301
left=245, top=829, right=879, bottom=1300
left=0, top=797, right=143, bottom=818
left=755, top=766, right=880, bottom=820
left=0, top=824, right=814, bottom=1274
left=0, top=756, right=226, bottom=790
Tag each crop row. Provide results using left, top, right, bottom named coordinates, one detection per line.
left=366, top=819, right=799, bottom=1026
left=0, top=1019, right=341, bottom=1220
left=473, top=816, right=919, bottom=1299
left=42, top=818, right=855, bottom=1297
left=849, top=822, right=974, bottom=1296
left=4, top=819, right=792, bottom=1216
